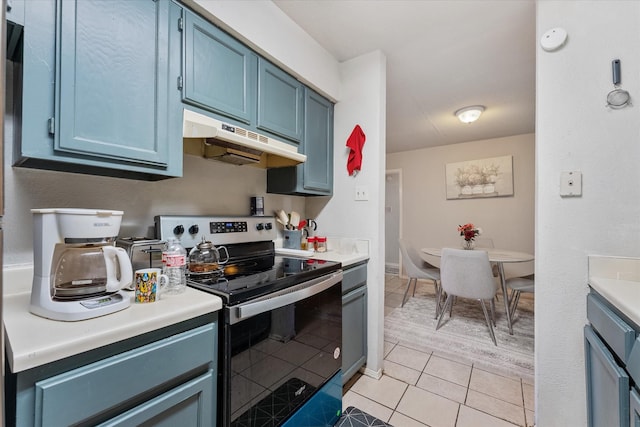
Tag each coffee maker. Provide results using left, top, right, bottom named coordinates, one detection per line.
left=31, top=208, right=133, bottom=321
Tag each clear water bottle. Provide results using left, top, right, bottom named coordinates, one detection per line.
left=163, top=238, right=187, bottom=294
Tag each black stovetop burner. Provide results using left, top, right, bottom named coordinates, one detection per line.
left=187, top=256, right=341, bottom=305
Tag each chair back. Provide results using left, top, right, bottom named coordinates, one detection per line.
left=440, top=248, right=496, bottom=300
left=399, top=239, right=425, bottom=278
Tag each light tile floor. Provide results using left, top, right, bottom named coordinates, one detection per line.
left=342, top=274, right=535, bottom=427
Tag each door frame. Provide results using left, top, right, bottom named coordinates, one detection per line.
left=385, top=169, right=403, bottom=276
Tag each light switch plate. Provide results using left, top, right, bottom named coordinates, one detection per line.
left=560, top=171, right=582, bottom=197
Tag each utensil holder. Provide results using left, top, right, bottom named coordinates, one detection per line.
left=283, top=230, right=302, bottom=249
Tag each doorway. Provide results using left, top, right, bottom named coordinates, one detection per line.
left=385, top=170, right=402, bottom=275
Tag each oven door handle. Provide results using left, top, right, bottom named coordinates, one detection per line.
left=233, top=270, right=343, bottom=322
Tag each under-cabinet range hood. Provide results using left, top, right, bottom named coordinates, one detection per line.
left=182, top=109, right=306, bottom=167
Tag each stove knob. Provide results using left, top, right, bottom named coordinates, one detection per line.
left=264, top=222, right=273, bottom=230
left=173, top=224, right=184, bottom=235
left=256, top=223, right=264, bottom=231
left=189, top=225, right=199, bottom=235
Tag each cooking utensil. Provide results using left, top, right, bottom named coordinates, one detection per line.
left=289, top=211, right=300, bottom=230
left=275, top=210, right=289, bottom=228
left=607, top=59, right=631, bottom=109
left=306, top=219, right=317, bottom=231
left=298, top=220, right=307, bottom=230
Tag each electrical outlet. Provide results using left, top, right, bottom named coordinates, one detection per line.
left=355, top=185, right=369, bottom=201
left=560, top=171, right=582, bottom=197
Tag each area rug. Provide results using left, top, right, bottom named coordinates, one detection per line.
left=335, top=406, right=393, bottom=427
left=384, top=293, right=534, bottom=382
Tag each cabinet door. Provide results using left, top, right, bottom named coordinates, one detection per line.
left=56, top=0, right=171, bottom=168
left=183, top=10, right=256, bottom=124
left=584, top=325, right=629, bottom=427
left=97, top=370, right=215, bottom=427
left=32, top=323, right=216, bottom=426
left=342, top=286, right=367, bottom=384
left=257, top=59, right=303, bottom=143
left=631, top=387, right=640, bottom=427
left=266, top=89, right=333, bottom=196
left=302, top=88, right=333, bottom=193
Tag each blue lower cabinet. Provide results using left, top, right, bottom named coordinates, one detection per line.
left=281, top=372, right=342, bottom=427
left=342, top=263, right=368, bottom=385
left=631, top=387, right=640, bottom=427
left=584, top=325, right=629, bottom=427
left=8, top=321, right=217, bottom=426
left=96, top=370, right=215, bottom=427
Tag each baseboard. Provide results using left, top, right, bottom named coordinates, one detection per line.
left=362, top=367, right=383, bottom=380
left=385, top=262, right=399, bottom=275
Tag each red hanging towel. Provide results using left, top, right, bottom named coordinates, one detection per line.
left=346, top=125, right=366, bottom=176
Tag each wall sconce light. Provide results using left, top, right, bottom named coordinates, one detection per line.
left=454, top=105, right=485, bottom=124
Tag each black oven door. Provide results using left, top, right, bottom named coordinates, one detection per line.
left=221, top=270, right=343, bottom=427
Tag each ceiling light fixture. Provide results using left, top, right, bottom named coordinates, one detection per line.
left=454, top=105, right=485, bottom=124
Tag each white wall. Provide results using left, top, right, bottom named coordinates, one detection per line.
left=386, top=133, right=535, bottom=278
left=307, top=50, right=387, bottom=377
left=536, top=2, right=640, bottom=425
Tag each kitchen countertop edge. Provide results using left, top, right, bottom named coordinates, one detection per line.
left=589, top=276, right=640, bottom=327
left=4, top=288, right=223, bottom=373
left=588, top=254, right=640, bottom=328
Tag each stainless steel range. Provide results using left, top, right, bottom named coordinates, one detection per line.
left=155, top=215, right=343, bottom=427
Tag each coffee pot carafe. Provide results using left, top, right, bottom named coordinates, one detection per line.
left=31, top=208, right=133, bottom=321
left=51, top=243, right=133, bottom=299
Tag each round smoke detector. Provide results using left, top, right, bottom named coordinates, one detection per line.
left=540, top=27, right=568, bottom=52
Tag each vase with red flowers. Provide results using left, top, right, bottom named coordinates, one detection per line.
left=458, top=223, right=482, bottom=250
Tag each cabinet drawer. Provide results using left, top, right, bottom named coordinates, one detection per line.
left=587, top=293, right=635, bottom=363
left=34, top=323, right=216, bottom=426
left=343, top=263, right=367, bottom=294
left=97, top=370, right=215, bottom=426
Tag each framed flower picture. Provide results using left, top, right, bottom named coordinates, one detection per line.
left=445, top=155, right=514, bottom=200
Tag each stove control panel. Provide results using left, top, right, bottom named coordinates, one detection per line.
left=155, top=215, right=277, bottom=249
left=210, top=221, right=248, bottom=233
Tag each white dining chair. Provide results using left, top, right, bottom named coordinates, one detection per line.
left=437, top=248, right=498, bottom=345
left=398, top=239, right=441, bottom=318
left=506, top=274, right=535, bottom=319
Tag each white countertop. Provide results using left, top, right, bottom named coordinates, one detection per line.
left=310, top=251, right=369, bottom=267
left=589, top=255, right=640, bottom=327
left=275, top=237, right=369, bottom=268
left=3, top=266, right=223, bottom=373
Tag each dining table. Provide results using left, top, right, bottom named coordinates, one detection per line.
left=421, top=247, right=534, bottom=335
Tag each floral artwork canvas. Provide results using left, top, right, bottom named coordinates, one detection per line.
left=445, top=155, right=514, bottom=200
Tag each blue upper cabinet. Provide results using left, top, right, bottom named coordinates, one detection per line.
left=302, top=88, right=333, bottom=192
left=182, top=9, right=257, bottom=125
left=267, top=88, right=333, bottom=196
left=56, top=0, right=172, bottom=168
left=15, top=0, right=183, bottom=180
left=257, top=59, right=303, bottom=143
